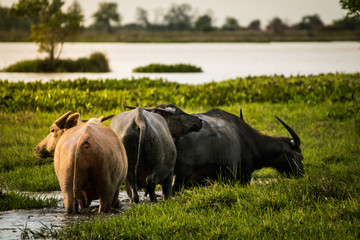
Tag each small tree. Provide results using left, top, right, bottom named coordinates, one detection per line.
left=266, top=17, right=288, bottom=33
left=248, top=19, right=261, bottom=31
left=222, top=17, right=239, bottom=31
left=164, top=3, right=193, bottom=31
left=11, top=0, right=83, bottom=63
left=92, top=2, right=121, bottom=33
left=136, top=7, right=150, bottom=28
left=297, top=14, right=324, bottom=30
left=195, top=15, right=213, bottom=32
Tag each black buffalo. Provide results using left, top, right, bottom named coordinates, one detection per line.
left=153, top=105, right=304, bottom=191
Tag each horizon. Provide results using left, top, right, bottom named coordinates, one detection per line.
left=1, top=0, right=348, bottom=27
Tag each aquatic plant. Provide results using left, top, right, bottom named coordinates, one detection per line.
left=133, top=63, right=202, bottom=73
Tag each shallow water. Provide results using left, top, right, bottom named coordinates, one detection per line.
left=0, top=191, right=153, bottom=240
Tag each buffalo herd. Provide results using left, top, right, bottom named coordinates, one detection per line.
left=35, top=104, right=304, bottom=213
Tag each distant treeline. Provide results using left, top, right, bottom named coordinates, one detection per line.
left=0, top=2, right=358, bottom=34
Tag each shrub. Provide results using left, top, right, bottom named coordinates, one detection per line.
left=1, top=52, right=110, bottom=73
left=133, top=63, right=203, bottom=73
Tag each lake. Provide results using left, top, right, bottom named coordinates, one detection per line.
left=0, top=42, right=359, bottom=84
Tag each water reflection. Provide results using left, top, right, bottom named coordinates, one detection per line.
left=0, top=191, right=152, bottom=240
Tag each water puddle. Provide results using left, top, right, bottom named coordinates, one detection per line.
left=0, top=191, right=155, bottom=239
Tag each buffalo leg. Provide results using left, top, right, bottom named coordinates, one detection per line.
left=173, top=162, right=193, bottom=193
left=146, top=181, right=157, bottom=202
left=111, top=189, right=120, bottom=208
left=125, top=176, right=139, bottom=203
left=99, top=191, right=113, bottom=213
left=63, top=190, right=77, bottom=214
left=160, top=172, right=173, bottom=200
left=146, top=165, right=171, bottom=202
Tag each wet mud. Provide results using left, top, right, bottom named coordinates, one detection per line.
left=0, top=191, right=155, bottom=239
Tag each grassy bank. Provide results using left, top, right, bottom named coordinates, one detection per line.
left=1, top=52, right=109, bottom=73
left=0, top=74, right=359, bottom=238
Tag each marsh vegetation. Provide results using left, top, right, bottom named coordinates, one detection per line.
left=0, top=73, right=359, bottom=238
left=133, top=63, right=202, bottom=73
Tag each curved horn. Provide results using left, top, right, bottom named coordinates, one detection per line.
left=275, top=116, right=301, bottom=147
left=100, top=114, right=115, bottom=122
left=240, top=109, right=243, bottom=120
left=124, top=105, right=154, bottom=112
left=155, top=107, right=176, bottom=115
left=55, top=111, right=72, bottom=127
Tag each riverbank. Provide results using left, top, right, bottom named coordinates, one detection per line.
left=0, top=30, right=358, bottom=42
left=0, top=73, right=359, bottom=238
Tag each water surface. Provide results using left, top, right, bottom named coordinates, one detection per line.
left=0, top=42, right=359, bottom=84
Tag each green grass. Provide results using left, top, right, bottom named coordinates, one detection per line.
left=0, top=190, right=58, bottom=211
left=133, top=63, right=203, bottom=73
left=0, top=74, right=359, bottom=238
left=1, top=52, right=110, bottom=73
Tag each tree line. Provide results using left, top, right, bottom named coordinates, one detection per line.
left=0, top=1, right=359, bottom=34
left=1, top=0, right=358, bottom=69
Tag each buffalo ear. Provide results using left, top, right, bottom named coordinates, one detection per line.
left=64, top=113, right=80, bottom=129
left=55, top=111, right=72, bottom=128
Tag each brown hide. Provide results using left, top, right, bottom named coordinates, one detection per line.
left=55, top=122, right=127, bottom=213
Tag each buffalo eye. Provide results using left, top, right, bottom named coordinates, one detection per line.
left=50, top=129, right=55, bottom=133
left=290, top=139, right=296, bottom=147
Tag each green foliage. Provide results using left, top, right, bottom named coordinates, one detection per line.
left=11, top=0, right=83, bottom=61
left=195, top=15, right=213, bottom=32
left=91, top=2, right=120, bottom=33
left=2, top=52, right=109, bottom=72
left=0, top=191, right=58, bottom=211
left=164, top=3, right=193, bottom=31
left=248, top=19, right=261, bottom=30
left=267, top=17, right=288, bottom=33
left=222, top=17, right=240, bottom=31
left=133, top=63, right=202, bottom=73
left=332, top=16, right=359, bottom=30
left=0, top=74, right=358, bottom=113
left=297, top=14, right=324, bottom=30
left=0, top=5, right=31, bottom=31
left=136, top=7, right=150, bottom=28
left=340, top=0, right=360, bottom=22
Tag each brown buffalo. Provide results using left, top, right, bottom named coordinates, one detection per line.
left=34, top=111, right=128, bottom=214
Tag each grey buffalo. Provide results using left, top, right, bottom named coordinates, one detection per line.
left=152, top=106, right=304, bottom=191
left=110, top=105, right=202, bottom=202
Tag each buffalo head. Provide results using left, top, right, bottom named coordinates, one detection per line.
left=34, top=112, right=114, bottom=159
left=125, top=104, right=203, bottom=138
left=268, top=116, right=304, bottom=177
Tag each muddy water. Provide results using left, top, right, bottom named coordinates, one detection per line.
left=0, top=191, right=153, bottom=240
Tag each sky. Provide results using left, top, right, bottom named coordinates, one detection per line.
left=2, top=0, right=348, bottom=27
